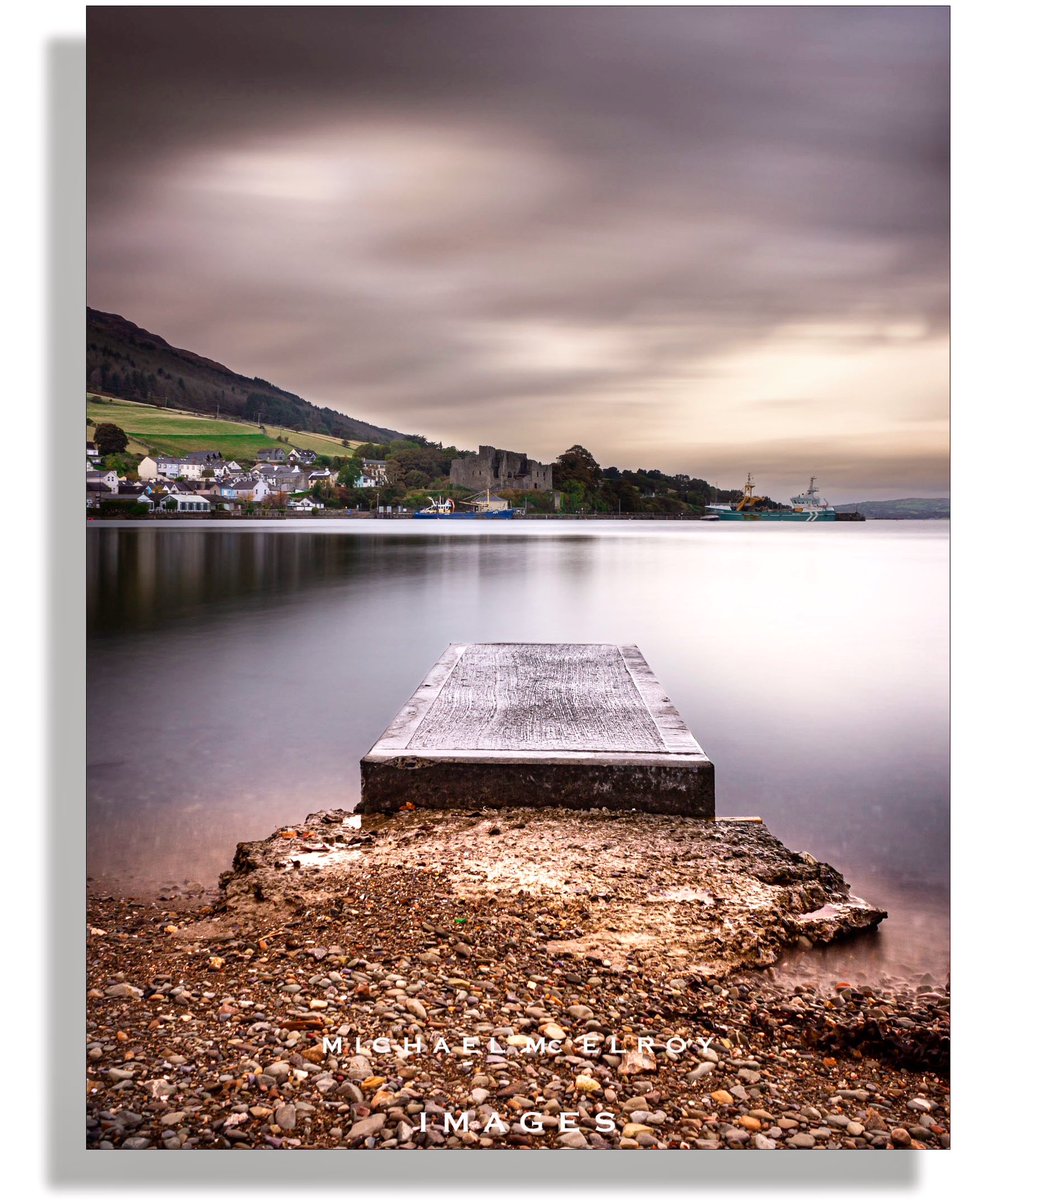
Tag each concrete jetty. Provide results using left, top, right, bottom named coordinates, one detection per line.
left=358, top=642, right=714, bottom=816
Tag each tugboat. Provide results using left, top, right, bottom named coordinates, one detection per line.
left=414, top=490, right=516, bottom=520
left=710, top=474, right=837, bottom=522
left=787, top=476, right=837, bottom=522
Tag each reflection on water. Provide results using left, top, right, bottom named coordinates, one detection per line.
left=87, top=520, right=948, bottom=971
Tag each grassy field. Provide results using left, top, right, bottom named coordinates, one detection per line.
left=87, top=395, right=358, bottom=460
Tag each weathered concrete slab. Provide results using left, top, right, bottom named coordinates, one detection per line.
left=359, top=643, right=714, bottom=816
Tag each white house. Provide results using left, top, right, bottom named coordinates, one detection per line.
left=86, top=467, right=119, bottom=492
left=219, top=476, right=269, bottom=502
left=162, top=494, right=211, bottom=514
left=137, top=454, right=204, bottom=481
left=167, top=458, right=205, bottom=480
left=287, top=496, right=324, bottom=512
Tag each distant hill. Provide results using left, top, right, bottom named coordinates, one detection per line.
left=86, top=308, right=410, bottom=445
left=834, top=498, right=950, bottom=520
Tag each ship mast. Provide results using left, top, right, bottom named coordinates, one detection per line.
left=735, top=472, right=758, bottom=512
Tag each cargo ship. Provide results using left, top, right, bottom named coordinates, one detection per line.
left=414, top=490, right=516, bottom=520
left=703, top=475, right=837, bottom=522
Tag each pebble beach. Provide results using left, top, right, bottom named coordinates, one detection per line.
left=86, top=807, right=949, bottom=1150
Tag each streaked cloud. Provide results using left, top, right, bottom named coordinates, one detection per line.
left=87, top=6, right=948, bottom=500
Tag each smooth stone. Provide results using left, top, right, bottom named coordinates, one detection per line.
left=346, top=1114, right=387, bottom=1143
left=556, top=1130, right=588, bottom=1149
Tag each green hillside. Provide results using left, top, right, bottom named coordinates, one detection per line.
left=86, top=307, right=413, bottom=445
left=87, top=395, right=359, bottom=461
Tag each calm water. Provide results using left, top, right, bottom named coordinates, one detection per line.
left=87, top=520, right=949, bottom=973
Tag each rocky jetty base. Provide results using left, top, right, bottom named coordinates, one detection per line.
left=86, top=807, right=948, bottom=1150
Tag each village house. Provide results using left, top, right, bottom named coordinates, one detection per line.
left=201, top=491, right=240, bottom=512
left=211, top=459, right=242, bottom=480
left=87, top=467, right=119, bottom=492
left=256, top=447, right=288, bottom=464
left=86, top=481, right=154, bottom=511
left=287, top=495, right=324, bottom=512
left=357, top=459, right=388, bottom=488
left=161, top=493, right=212, bottom=514
left=218, top=476, right=270, bottom=502
left=254, top=464, right=305, bottom=493
left=143, top=479, right=201, bottom=498
left=308, top=468, right=333, bottom=487
left=111, top=491, right=154, bottom=511
left=288, top=448, right=318, bottom=465
left=86, top=440, right=101, bottom=465
left=138, top=454, right=209, bottom=481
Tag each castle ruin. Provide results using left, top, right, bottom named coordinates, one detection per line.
left=449, top=445, right=553, bottom=493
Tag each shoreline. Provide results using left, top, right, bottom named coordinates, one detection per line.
left=87, top=808, right=949, bottom=1150
left=87, top=515, right=949, bottom=524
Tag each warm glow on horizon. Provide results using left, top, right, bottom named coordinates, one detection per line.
left=87, top=7, right=948, bottom=500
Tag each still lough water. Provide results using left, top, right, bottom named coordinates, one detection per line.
left=87, top=520, right=948, bottom=973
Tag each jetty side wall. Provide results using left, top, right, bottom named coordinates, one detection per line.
left=358, top=758, right=715, bottom=817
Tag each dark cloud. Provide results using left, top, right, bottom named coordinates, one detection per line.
left=87, top=6, right=948, bottom=497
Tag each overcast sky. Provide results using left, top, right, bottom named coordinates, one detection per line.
left=87, top=6, right=948, bottom=500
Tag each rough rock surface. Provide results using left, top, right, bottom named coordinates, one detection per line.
left=216, top=808, right=886, bottom=979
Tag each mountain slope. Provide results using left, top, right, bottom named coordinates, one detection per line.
left=86, top=308, right=410, bottom=444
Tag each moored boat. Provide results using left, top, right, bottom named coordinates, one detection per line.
left=712, top=475, right=837, bottom=522
left=414, top=490, right=516, bottom=520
